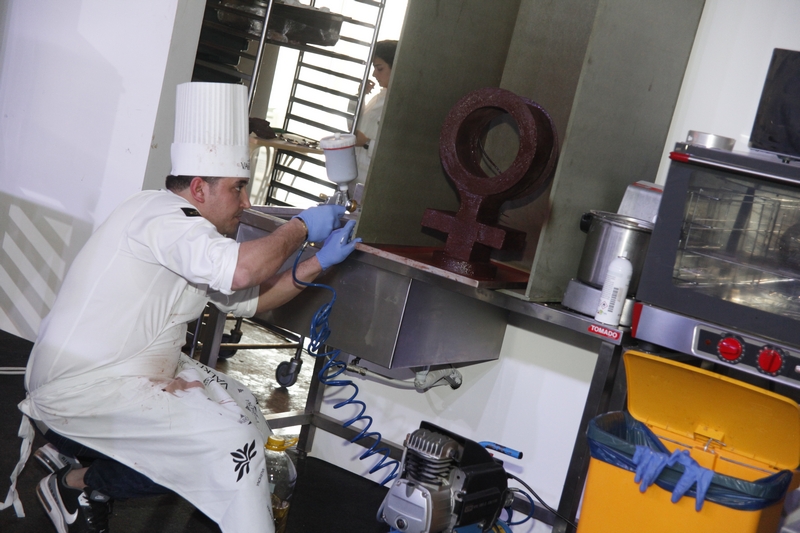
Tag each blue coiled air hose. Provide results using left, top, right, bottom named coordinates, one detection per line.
left=291, top=244, right=399, bottom=485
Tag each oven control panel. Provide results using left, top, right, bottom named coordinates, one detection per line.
left=632, top=303, right=800, bottom=389
left=695, top=326, right=800, bottom=378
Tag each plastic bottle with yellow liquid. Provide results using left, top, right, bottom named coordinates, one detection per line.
left=265, top=435, right=298, bottom=533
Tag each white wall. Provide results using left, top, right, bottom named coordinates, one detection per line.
left=0, top=0, right=187, bottom=226
left=655, top=0, right=800, bottom=184
left=0, top=0, right=203, bottom=339
left=143, top=1, right=208, bottom=191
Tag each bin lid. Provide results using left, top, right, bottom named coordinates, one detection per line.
left=624, top=350, right=800, bottom=470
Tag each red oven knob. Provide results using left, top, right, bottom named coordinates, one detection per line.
left=757, top=347, right=784, bottom=376
left=717, top=336, right=744, bottom=362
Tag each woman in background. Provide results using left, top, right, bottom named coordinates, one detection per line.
left=353, top=40, right=398, bottom=193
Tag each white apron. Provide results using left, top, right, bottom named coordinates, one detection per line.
left=9, top=354, right=275, bottom=533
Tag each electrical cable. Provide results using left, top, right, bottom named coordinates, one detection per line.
left=291, top=243, right=399, bottom=485
left=506, top=472, right=578, bottom=530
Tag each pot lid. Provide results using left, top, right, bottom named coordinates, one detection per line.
left=588, top=210, right=654, bottom=231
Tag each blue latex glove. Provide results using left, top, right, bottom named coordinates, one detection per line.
left=293, top=204, right=345, bottom=242
left=670, top=449, right=714, bottom=511
left=633, top=446, right=676, bottom=492
left=316, top=220, right=361, bottom=270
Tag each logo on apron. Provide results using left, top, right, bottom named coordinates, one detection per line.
left=231, top=440, right=257, bottom=481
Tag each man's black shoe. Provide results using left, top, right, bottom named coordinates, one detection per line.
left=36, top=465, right=111, bottom=533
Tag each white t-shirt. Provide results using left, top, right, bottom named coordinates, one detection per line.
left=26, top=189, right=257, bottom=393
left=354, top=89, right=387, bottom=188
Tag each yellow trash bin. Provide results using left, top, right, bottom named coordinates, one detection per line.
left=577, top=350, right=800, bottom=533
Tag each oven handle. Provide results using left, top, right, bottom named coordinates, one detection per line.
left=670, top=151, right=800, bottom=186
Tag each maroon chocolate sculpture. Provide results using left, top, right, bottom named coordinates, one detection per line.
left=422, top=87, right=559, bottom=280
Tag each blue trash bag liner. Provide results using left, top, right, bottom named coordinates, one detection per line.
left=587, top=411, right=794, bottom=511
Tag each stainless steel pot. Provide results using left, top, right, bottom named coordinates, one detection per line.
left=576, top=211, right=654, bottom=295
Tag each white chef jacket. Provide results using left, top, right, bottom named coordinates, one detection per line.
left=10, top=190, right=275, bottom=533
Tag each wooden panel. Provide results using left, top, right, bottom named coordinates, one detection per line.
left=356, top=0, right=523, bottom=245
left=523, top=0, right=706, bottom=300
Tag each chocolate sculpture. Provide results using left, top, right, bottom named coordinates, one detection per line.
left=422, top=87, right=559, bottom=279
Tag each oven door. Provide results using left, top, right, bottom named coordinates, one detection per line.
left=638, top=148, right=800, bottom=347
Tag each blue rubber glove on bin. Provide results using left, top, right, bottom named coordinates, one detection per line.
left=316, top=220, right=361, bottom=270
left=670, top=449, right=714, bottom=511
left=633, top=446, right=714, bottom=512
left=633, top=446, right=676, bottom=492
left=293, top=205, right=345, bottom=242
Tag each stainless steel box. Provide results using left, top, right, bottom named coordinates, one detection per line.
left=238, top=208, right=508, bottom=369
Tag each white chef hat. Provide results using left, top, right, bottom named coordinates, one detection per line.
left=170, top=82, right=250, bottom=178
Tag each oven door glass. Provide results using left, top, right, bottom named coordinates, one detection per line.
left=674, top=170, right=800, bottom=320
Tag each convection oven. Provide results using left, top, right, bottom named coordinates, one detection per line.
left=633, top=142, right=800, bottom=388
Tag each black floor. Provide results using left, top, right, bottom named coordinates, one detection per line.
left=0, top=330, right=389, bottom=533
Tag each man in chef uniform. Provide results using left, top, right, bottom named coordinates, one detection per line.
left=1, top=82, right=358, bottom=533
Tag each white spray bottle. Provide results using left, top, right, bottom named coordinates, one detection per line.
left=594, top=252, right=632, bottom=327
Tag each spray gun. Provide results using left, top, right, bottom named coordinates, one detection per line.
left=319, top=132, right=359, bottom=213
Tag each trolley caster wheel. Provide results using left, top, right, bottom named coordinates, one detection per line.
left=276, top=360, right=300, bottom=388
